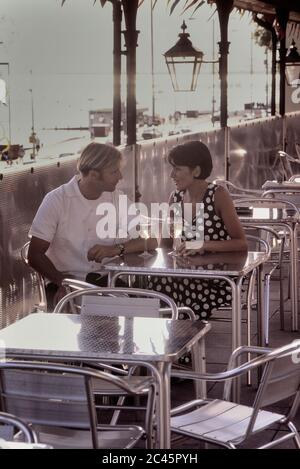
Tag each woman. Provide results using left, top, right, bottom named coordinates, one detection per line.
left=148, top=140, right=247, bottom=320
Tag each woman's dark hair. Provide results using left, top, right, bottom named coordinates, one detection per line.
left=168, top=140, right=213, bottom=179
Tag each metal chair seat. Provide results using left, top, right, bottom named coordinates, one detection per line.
left=32, top=425, right=144, bottom=449
left=91, top=374, right=152, bottom=395
left=171, top=398, right=283, bottom=445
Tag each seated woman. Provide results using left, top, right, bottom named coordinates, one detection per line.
left=148, top=140, right=247, bottom=320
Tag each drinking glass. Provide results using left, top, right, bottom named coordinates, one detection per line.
left=168, top=220, right=182, bottom=257
left=138, top=218, right=154, bottom=258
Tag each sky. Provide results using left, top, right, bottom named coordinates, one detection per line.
left=0, top=0, right=276, bottom=155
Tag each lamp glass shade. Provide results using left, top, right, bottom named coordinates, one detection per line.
left=285, top=64, right=300, bottom=86
left=164, top=21, right=203, bottom=92
left=165, top=56, right=203, bottom=91
left=285, top=40, right=300, bottom=86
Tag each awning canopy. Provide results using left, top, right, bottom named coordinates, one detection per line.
left=232, top=0, right=300, bottom=23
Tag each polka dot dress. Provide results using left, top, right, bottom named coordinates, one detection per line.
left=148, top=183, right=232, bottom=320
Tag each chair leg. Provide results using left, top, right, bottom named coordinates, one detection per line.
left=278, top=238, right=285, bottom=331
left=288, top=422, right=300, bottom=449
left=264, top=273, right=270, bottom=347
left=247, top=269, right=257, bottom=386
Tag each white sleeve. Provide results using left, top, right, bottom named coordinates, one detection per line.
left=29, top=191, right=60, bottom=243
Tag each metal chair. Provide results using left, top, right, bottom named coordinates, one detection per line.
left=234, top=197, right=299, bottom=333
left=0, top=411, right=39, bottom=448
left=61, top=279, right=197, bottom=322
left=53, top=286, right=183, bottom=445
left=242, top=225, right=285, bottom=345
left=296, top=143, right=300, bottom=161
left=0, top=360, right=156, bottom=449
left=170, top=341, right=300, bottom=449
left=53, top=286, right=180, bottom=319
left=274, top=151, right=300, bottom=181
left=289, top=174, right=300, bottom=183
left=263, top=181, right=300, bottom=209
left=213, top=179, right=262, bottom=199
left=21, top=241, right=47, bottom=312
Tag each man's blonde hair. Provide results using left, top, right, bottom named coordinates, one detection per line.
left=77, top=142, right=121, bottom=176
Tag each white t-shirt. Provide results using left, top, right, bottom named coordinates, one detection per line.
left=29, top=176, right=138, bottom=280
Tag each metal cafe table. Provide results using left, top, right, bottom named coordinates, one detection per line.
left=0, top=312, right=210, bottom=449
left=105, top=248, right=270, bottom=354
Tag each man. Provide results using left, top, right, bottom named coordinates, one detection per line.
left=28, top=142, right=157, bottom=305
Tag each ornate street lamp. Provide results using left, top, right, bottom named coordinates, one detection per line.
left=163, top=21, right=204, bottom=92
left=285, top=40, right=300, bottom=86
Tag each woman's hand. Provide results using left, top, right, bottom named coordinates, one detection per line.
left=87, top=244, right=119, bottom=263
left=177, top=241, right=206, bottom=257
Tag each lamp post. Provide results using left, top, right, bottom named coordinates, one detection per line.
left=164, top=21, right=204, bottom=92
left=164, top=1, right=233, bottom=178
left=285, top=39, right=300, bottom=86
left=122, top=0, right=139, bottom=146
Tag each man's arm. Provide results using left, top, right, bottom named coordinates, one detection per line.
left=87, top=237, right=158, bottom=263
left=28, top=236, right=64, bottom=286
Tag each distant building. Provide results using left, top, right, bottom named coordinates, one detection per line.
left=89, top=103, right=148, bottom=134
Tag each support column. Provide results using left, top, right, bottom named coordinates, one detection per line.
left=216, top=0, right=233, bottom=130
left=253, top=14, right=277, bottom=116
left=271, top=28, right=278, bottom=115
left=112, top=0, right=122, bottom=146
left=276, top=8, right=289, bottom=117
left=122, top=0, right=139, bottom=146
left=216, top=0, right=233, bottom=180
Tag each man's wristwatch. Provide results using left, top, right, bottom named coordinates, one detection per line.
left=116, top=243, right=125, bottom=256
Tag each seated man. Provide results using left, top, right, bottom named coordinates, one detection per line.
left=28, top=142, right=157, bottom=306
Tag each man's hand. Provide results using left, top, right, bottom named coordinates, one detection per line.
left=87, top=244, right=119, bottom=263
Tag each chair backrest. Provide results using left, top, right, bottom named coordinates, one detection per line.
left=274, top=151, right=300, bottom=181
left=0, top=411, right=38, bottom=444
left=53, top=287, right=179, bottom=319
left=244, top=233, right=271, bottom=256
left=296, top=143, right=300, bottom=161
left=289, top=174, right=300, bottom=183
left=234, top=197, right=300, bottom=220
left=0, top=360, right=154, bottom=449
left=235, top=341, right=300, bottom=439
left=248, top=341, right=300, bottom=436
left=243, top=224, right=283, bottom=256
left=277, top=151, right=294, bottom=180
left=62, top=278, right=97, bottom=314
left=262, top=186, right=300, bottom=208
left=81, top=295, right=160, bottom=318
left=214, top=179, right=262, bottom=199
left=21, top=241, right=47, bottom=312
